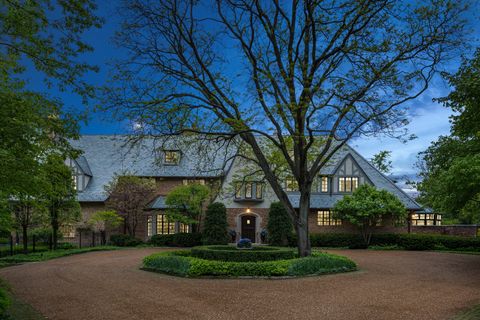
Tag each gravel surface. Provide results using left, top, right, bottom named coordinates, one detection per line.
left=1, top=248, right=479, bottom=320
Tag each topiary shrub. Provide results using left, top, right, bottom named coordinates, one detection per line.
left=267, top=202, right=293, bottom=246
left=109, top=234, right=143, bottom=247
left=190, top=245, right=295, bottom=262
left=202, top=202, right=228, bottom=245
left=150, top=233, right=202, bottom=247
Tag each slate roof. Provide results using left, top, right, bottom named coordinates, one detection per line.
left=148, top=196, right=167, bottom=209
left=70, top=135, right=236, bottom=202
left=75, top=156, right=92, bottom=176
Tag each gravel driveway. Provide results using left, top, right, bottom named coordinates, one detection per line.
left=1, top=248, right=479, bottom=320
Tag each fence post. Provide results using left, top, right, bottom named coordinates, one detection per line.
left=79, top=231, right=82, bottom=249
left=32, top=235, right=36, bottom=253
left=9, top=235, right=13, bottom=256
left=92, top=231, right=95, bottom=247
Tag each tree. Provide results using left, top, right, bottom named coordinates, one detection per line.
left=333, top=184, right=406, bottom=246
left=267, top=202, right=293, bottom=246
left=417, top=49, right=480, bottom=224
left=165, top=184, right=210, bottom=232
left=89, top=210, right=123, bottom=245
left=202, top=202, right=228, bottom=245
left=370, top=151, right=393, bottom=174
left=12, top=195, right=45, bottom=253
left=41, top=154, right=81, bottom=249
left=104, top=0, right=467, bottom=256
left=105, top=175, right=156, bottom=237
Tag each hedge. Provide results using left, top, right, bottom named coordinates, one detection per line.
left=142, top=250, right=356, bottom=277
left=202, top=203, right=229, bottom=245
left=287, top=233, right=480, bottom=251
left=190, top=245, right=296, bottom=262
left=109, top=234, right=143, bottom=247
left=150, top=233, right=202, bottom=247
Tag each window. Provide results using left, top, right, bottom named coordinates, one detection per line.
left=164, top=150, right=180, bottom=165
left=285, top=177, right=299, bottom=192
left=179, top=223, right=190, bottom=233
left=411, top=213, right=440, bottom=226
left=317, top=210, right=341, bottom=226
left=338, top=177, right=359, bottom=192
left=320, top=176, right=328, bottom=192
left=147, top=216, right=153, bottom=237
left=156, top=214, right=175, bottom=234
left=183, top=179, right=206, bottom=185
left=234, top=182, right=264, bottom=200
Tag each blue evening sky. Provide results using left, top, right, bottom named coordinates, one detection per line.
left=22, top=1, right=480, bottom=176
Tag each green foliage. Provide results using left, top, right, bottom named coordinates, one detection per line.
left=149, top=233, right=202, bottom=247
left=0, top=286, right=10, bottom=318
left=267, top=202, right=293, bottom=246
left=142, top=250, right=356, bottom=277
left=190, top=245, right=296, bottom=262
left=399, top=234, right=436, bottom=251
left=165, top=184, right=210, bottom=226
left=89, top=210, right=123, bottom=231
left=202, top=202, right=228, bottom=245
left=0, top=246, right=118, bottom=266
left=109, top=234, right=143, bottom=247
left=370, top=150, right=393, bottom=174
left=418, top=49, right=480, bottom=224
left=333, top=184, right=406, bottom=245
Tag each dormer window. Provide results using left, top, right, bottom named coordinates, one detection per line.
left=338, top=177, right=359, bottom=192
left=320, top=176, right=328, bottom=192
left=234, top=182, right=264, bottom=201
left=285, top=177, right=299, bottom=192
left=164, top=150, right=180, bottom=165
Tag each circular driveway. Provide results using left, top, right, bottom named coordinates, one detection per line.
left=1, top=248, right=479, bottom=320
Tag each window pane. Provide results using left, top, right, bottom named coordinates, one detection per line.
left=285, top=178, right=298, bottom=192
left=245, top=182, right=253, bottom=198
left=321, top=176, right=328, bottom=192
left=165, top=151, right=180, bottom=164
left=345, top=177, right=352, bottom=192
left=339, top=178, right=345, bottom=192
left=147, top=216, right=153, bottom=237
left=156, top=215, right=175, bottom=234
left=352, top=177, right=359, bottom=191
left=317, top=210, right=341, bottom=226
left=255, top=183, right=263, bottom=199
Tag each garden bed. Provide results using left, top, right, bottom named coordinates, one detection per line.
left=142, top=247, right=356, bottom=278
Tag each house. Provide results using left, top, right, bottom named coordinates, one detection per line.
left=66, top=134, right=437, bottom=243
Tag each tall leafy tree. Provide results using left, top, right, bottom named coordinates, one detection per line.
left=418, top=49, right=480, bottom=224
left=165, top=184, right=210, bottom=232
left=104, top=0, right=467, bottom=256
left=333, top=184, right=406, bottom=246
left=105, top=175, right=156, bottom=237
left=370, top=151, right=393, bottom=175
left=41, top=154, right=81, bottom=249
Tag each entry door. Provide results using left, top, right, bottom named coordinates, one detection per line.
left=241, top=215, right=256, bottom=242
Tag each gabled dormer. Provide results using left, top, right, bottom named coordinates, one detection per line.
left=66, top=156, right=92, bottom=192
left=332, top=154, right=371, bottom=193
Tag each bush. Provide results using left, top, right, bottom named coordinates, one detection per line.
left=202, top=203, right=228, bottom=245
left=0, top=287, right=10, bottom=318
left=399, top=234, right=436, bottom=250
left=142, top=250, right=356, bottom=278
left=31, top=227, right=63, bottom=243
left=190, top=245, right=295, bottom=262
left=150, top=233, right=202, bottom=247
left=267, top=202, right=293, bottom=246
left=109, top=234, right=143, bottom=247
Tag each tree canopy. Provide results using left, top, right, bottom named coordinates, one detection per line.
left=165, top=184, right=210, bottom=230
left=103, top=0, right=467, bottom=256
left=333, top=184, right=406, bottom=245
left=417, top=49, right=480, bottom=224
left=370, top=151, right=393, bottom=175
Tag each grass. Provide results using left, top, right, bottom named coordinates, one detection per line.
left=0, top=246, right=119, bottom=268
left=0, top=280, right=45, bottom=320
left=452, top=305, right=480, bottom=320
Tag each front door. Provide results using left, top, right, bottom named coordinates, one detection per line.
left=241, top=215, right=256, bottom=242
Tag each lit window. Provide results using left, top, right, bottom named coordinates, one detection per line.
left=156, top=214, right=175, bottom=234
left=256, top=183, right=263, bottom=199
left=411, top=212, right=439, bottom=226
left=285, top=177, right=299, bottom=192
left=183, top=179, right=206, bottom=185
left=164, top=151, right=180, bottom=165
left=245, top=182, right=253, bottom=198
left=320, top=176, right=328, bottom=192
left=147, top=216, right=153, bottom=237
left=338, top=177, right=359, bottom=192
left=317, top=210, right=341, bottom=226
left=179, top=223, right=190, bottom=233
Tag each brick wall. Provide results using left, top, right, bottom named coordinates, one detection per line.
left=411, top=225, right=479, bottom=237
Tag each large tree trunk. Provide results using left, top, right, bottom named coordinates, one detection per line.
left=22, top=225, right=28, bottom=253
left=51, top=210, right=59, bottom=250
left=296, top=192, right=312, bottom=257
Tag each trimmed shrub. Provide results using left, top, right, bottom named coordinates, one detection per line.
left=202, top=202, right=228, bottom=245
left=267, top=202, right=293, bottom=246
left=0, top=287, right=10, bottom=318
left=150, top=233, right=202, bottom=247
left=190, top=245, right=295, bottom=262
left=142, top=250, right=357, bottom=278
left=109, top=234, right=143, bottom=247
left=399, top=234, right=436, bottom=250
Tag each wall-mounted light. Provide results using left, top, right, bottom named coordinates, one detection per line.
left=246, top=208, right=251, bottom=213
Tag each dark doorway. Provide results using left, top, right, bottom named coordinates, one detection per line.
left=241, top=215, right=256, bottom=242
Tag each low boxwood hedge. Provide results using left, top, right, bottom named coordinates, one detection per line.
left=109, top=234, right=143, bottom=247
left=149, top=233, right=202, bottom=247
left=287, top=233, right=480, bottom=251
left=190, top=245, right=296, bottom=262
left=142, top=249, right=356, bottom=278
